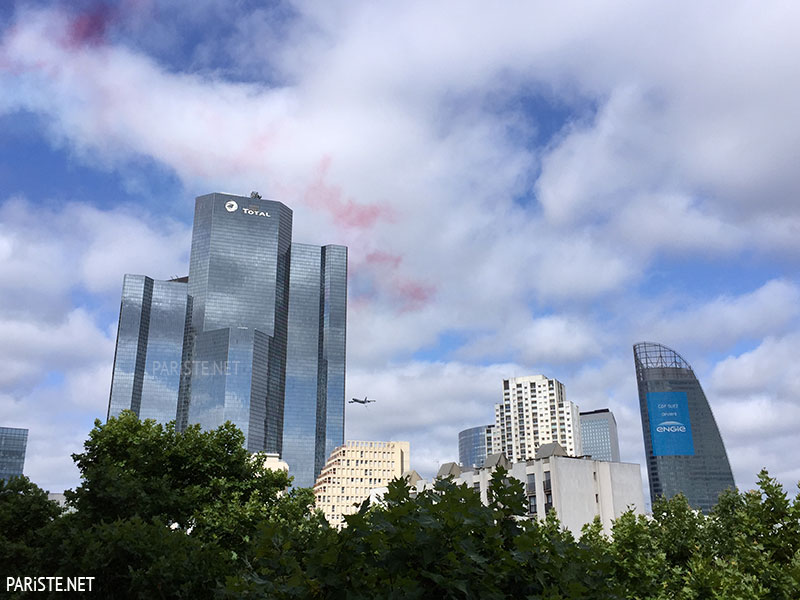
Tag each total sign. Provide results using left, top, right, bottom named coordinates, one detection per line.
left=224, top=200, right=270, bottom=217
left=647, top=391, right=695, bottom=456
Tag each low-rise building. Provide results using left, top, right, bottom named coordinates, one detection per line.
left=314, top=440, right=410, bottom=527
left=373, top=444, right=644, bottom=535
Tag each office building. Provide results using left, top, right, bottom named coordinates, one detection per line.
left=580, top=409, right=620, bottom=462
left=108, top=192, right=347, bottom=487
left=492, top=375, right=582, bottom=462
left=0, top=427, right=28, bottom=482
left=633, top=342, right=735, bottom=513
left=458, top=424, right=494, bottom=468
left=314, top=440, right=409, bottom=527
left=373, top=444, right=644, bottom=535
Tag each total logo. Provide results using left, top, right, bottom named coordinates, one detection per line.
left=656, top=420, right=687, bottom=433
left=223, top=200, right=270, bottom=217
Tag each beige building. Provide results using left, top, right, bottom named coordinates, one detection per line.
left=314, top=440, right=410, bottom=527
left=493, top=375, right=582, bottom=461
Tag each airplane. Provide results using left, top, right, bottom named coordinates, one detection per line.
left=348, top=396, right=375, bottom=405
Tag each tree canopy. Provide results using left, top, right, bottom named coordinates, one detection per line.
left=2, top=412, right=798, bottom=599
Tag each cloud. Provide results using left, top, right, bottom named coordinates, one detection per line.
left=639, top=279, right=800, bottom=351
left=2, top=1, right=800, bottom=500
left=0, top=193, right=190, bottom=488
left=709, top=333, right=800, bottom=402
left=346, top=360, right=520, bottom=478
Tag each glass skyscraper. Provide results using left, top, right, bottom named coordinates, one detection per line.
left=108, top=193, right=347, bottom=487
left=458, top=424, right=494, bottom=468
left=579, top=409, right=620, bottom=462
left=633, top=342, right=734, bottom=512
left=0, top=427, right=28, bottom=482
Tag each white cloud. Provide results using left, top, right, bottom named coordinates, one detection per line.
left=1, top=2, right=799, bottom=499
left=640, top=279, right=800, bottom=351
left=346, top=360, right=520, bottom=478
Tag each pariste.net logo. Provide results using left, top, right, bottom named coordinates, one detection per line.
left=6, top=576, right=95, bottom=593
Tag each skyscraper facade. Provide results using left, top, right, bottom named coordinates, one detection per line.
left=0, top=427, right=28, bottom=482
left=108, top=193, right=347, bottom=488
left=633, top=342, right=734, bottom=512
left=492, top=375, right=582, bottom=462
left=580, top=409, right=621, bottom=462
left=458, top=424, right=494, bottom=468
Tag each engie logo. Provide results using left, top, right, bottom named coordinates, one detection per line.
left=656, top=421, right=687, bottom=433
left=225, top=200, right=238, bottom=212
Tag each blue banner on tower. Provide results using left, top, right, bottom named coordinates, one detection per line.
left=647, top=391, right=695, bottom=456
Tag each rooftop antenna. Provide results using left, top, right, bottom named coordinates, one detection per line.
left=250, top=191, right=262, bottom=199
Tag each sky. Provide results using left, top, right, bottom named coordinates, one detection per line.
left=1, top=1, right=799, bottom=504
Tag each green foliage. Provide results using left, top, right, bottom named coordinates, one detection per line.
left=37, top=513, right=232, bottom=599
left=68, top=412, right=289, bottom=530
left=0, top=475, right=62, bottom=577
left=19, top=412, right=305, bottom=599
left=606, top=470, right=800, bottom=600
left=235, top=468, right=620, bottom=599
left=7, top=412, right=800, bottom=600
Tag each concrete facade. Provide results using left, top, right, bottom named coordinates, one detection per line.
left=375, top=448, right=644, bottom=535
left=314, top=440, right=409, bottom=527
left=492, top=375, right=582, bottom=461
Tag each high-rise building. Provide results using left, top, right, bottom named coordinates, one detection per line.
left=580, top=409, right=620, bottom=462
left=492, top=375, right=581, bottom=461
left=0, top=427, right=28, bottom=482
left=314, top=440, right=410, bottom=527
left=458, top=424, right=494, bottom=468
left=108, top=193, right=347, bottom=487
left=633, top=342, right=735, bottom=512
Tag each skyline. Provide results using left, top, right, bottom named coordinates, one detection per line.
left=1, top=1, right=799, bottom=501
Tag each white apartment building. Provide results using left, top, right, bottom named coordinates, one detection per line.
left=493, top=375, right=582, bottom=462
left=314, top=440, right=410, bottom=527
left=373, top=445, right=644, bottom=535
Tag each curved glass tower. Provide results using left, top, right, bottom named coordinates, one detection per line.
left=633, top=342, right=734, bottom=512
left=458, top=425, right=494, bottom=469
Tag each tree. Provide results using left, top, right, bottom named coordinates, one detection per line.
left=68, top=411, right=290, bottom=536
left=0, top=475, right=62, bottom=577
left=234, top=467, right=621, bottom=599
left=36, top=412, right=306, bottom=599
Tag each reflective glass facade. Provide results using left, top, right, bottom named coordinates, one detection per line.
left=108, top=193, right=347, bottom=485
left=458, top=424, right=494, bottom=468
left=0, top=427, right=28, bottom=481
left=283, top=244, right=350, bottom=487
left=634, top=342, right=735, bottom=512
left=579, top=409, right=620, bottom=462
left=108, top=276, right=192, bottom=424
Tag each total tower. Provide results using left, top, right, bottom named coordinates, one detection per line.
left=108, top=193, right=347, bottom=487
left=633, top=342, right=734, bottom=512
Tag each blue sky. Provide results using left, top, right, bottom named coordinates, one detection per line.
left=2, top=1, right=800, bottom=502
